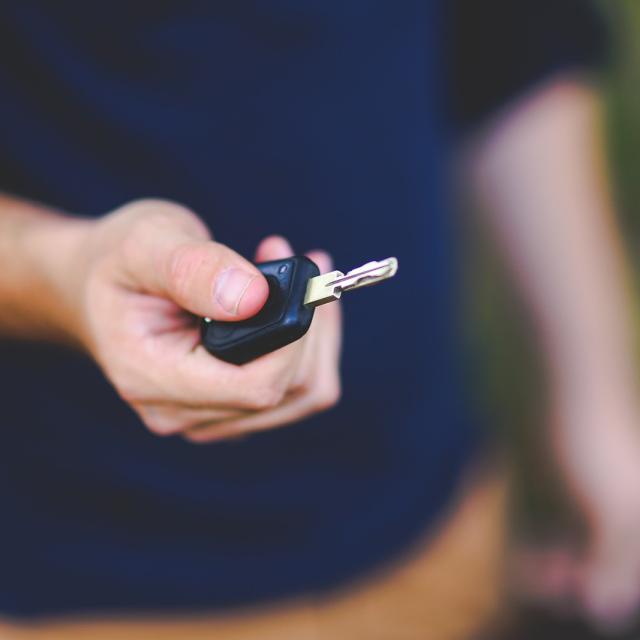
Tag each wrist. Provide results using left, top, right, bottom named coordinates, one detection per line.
left=2, top=208, right=96, bottom=347
left=33, top=215, right=96, bottom=347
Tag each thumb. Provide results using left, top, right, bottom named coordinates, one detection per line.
left=161, top=240, right=269, bottom=320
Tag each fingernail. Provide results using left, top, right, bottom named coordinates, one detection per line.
left=215, top=268, right=256, bottom=315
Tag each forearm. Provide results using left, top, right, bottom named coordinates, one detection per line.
left=0, top=194, right=91, bottom=345
left=470, top=79, right=639, bottom=418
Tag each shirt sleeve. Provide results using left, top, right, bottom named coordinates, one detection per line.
left=447, top=0, right=611, bottom=132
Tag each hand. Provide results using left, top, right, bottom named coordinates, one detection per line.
left=512, top=387, right=640, bottom=632
left=65, top=199, right=342, bottom=442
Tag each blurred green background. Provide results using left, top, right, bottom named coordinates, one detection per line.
left=469, top=0, right=640, bottom=541
left=603, top=0, right=640, bottom=237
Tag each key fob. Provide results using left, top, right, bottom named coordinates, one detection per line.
left=201, top=256, right=320, bottom=365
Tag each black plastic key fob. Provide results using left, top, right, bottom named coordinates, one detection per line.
left=201, top=256, right=320, bottom=365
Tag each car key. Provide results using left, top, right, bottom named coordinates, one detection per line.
left=201, top=256, right=398, bottom=364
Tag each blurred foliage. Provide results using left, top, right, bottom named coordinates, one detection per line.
left=467, top=0, right=640, bottom=540
left=602, top=0, right=640, bottom=241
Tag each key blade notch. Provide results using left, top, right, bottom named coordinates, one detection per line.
left=303, top=270, right=344, bottom=307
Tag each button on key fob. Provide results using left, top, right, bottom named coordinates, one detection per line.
left=201, top=256, right=398, bottom=365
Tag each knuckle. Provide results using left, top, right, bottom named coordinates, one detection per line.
left=166, top=243, right=217, bottom=300
left=183, top=425, right=244, bottom=444
left=122, top=199, right=208, bottom=239
left=145, top=422, right=175, bottom=437
left=107, top=363, right=152, bottom=406
left=313, top=379, right=342, bottom=411
left=136, top=406, right=184, bottom=437
left=146, top=418, right=182, bottom=437
left=182, top=430, right=209, bottom=444
left=291, top=375, right=312, bottom=394
left=247, top=385, right=285, bottom=410
left=113, top=379, right=144, bottom=406
left=166, top=244, right=197, bottom=296
left=129, top=198, right=193, bottom=222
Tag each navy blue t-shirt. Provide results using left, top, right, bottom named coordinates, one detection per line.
left=0, top=1, right=606, bottom=617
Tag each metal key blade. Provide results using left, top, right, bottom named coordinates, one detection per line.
left=304, top=257, right=398, bottom=307
left=328, top=257, right=398, bottom=292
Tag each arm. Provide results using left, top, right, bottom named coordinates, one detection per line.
left=469, top=78, right=640, bottom=625
left=0, top=196, right=93, bottom=344
left=0, top=196, right=341, bottom=442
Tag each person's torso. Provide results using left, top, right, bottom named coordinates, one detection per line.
left=0, top=1, right=477, bottom=617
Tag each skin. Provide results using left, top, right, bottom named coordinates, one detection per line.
left=0, top=197, right=342, bottom=443
left=0, top=75, right=638, bottom=630
left=470, top=77, right=640, bottom=630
